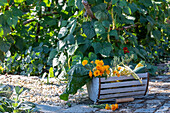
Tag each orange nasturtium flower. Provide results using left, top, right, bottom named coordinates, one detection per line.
left=90, top=61, right=94, bottom=64
left=118, top=66, right=121, bottom=70
left=89, top=70, right=92, bottom=78
left=95, top=60, right=104, bottom=66
left=113, top=70, right=118, bottom=74
left=117, top=73, right=120, bottom=77
left=104, top=65, right=110, bottom=71
left=82, top=60, right=88, bottom=66
left=96, top=65, right=102, bottom=70
left=106, top=70, right=110, bottom=75
left=115, top=104, right=118, bottom=109
left=94, top=70, right=100, bottom=77
left=111, top=104, right=116, bottom=111
left=105, top=104, right=111, bottom=110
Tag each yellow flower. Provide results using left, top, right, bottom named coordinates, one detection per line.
left=0, top=66, right=4, bottom=72
left=111, top=104, right=116, bottom=111
left=106, top=70, right=110, bottom=75
left=115, top=104, right=118, bottom=109
left=94, top=70, right=100, bottom=77
left=90, top=61, right=94, bottom=64
left=82, top=60, right=88, bottom=66
left=105, top=104, right=111, bottom=110
left=95, top=60, right=104, bottom=66
left=104, top=65, right=110, bottom=71
left=89, top=70, right=92, bottom=78
left=96, top=65, right=102, bottom=70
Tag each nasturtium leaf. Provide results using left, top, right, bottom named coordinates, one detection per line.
left=58, top=27, right=68, bottom=39
left=75, top=0, right=84, bottom=11
left=7, top=16, right=18, bottom=28
left=15, top=37, right=25, bottom=51
left=152, top=30, right=161, bottom=41
left=67, top=43, right=78, bottom=56
left=87, top=0, right=96, bottom=4
left=88, top=52, right=97, bottom=61
left=102, top=20, right=110, bottom=28
left=70, top=20, right=77, bottom=34
left=140, top=15, right=147, bottom=23
left=47, top=49, right=58, bottom=65
left=134, top=48, right=145, bottom=60
left=139, top=0, right=152, bottom=7
left=123, top=7, right=131, bottom=15
left=0, top=50, right=5, bottom=61
left=47, top=19, right=56, bottom=26
left=113, top=6, right=122, bottom=14
left=72, top=55, right=82, bottom=65
left=82, top=22, right=96, bottom=39
left=112, top=0, right=118, bottom=5
left=94, top=21, right=106, bottom=35
left=105, top=0, right=111, bottom=2
left=91, top=3, right=107, bottom=13
left=95, top=11, right=108, bottom=21
left=0, top=39, right=11, bottom=53
left=100, top=47, right=112, bottom=57
left=61, top=20, right=67, bottom=27
left=6, top=35, right=14, bottom=44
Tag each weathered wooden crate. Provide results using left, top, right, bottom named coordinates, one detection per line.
left=86, top=73, right=149, bottom=103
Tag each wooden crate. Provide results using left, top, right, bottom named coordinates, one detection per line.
left=86, top=73, right=149, bottom=103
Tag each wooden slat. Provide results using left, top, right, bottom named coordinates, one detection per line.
left=101, top=79, right=147, bottom=89
left=100, top=86, right=146, bottom=94
left=101, top=73, right=147, bottom=82
left=99, top=91, right=145, bottom=99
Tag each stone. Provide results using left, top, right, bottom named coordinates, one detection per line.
left=156, top=96, right=170, bottom=100
left=96, top=109, right=113, bottom=113
left=145, top=100, right=163, bottom=104
left=58, top=104, right=99, bottom=113
left=155, top=106, right=169, bottom=113
left=119, top=108, right=132, bottom=113
left=128, top=103, right=144, bottom=108
left=134, top=108, right=156, bottom=113
left=35, top=104, right=62, bottom=113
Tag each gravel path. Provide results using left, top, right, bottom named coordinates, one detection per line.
left=0, top=72, right=169, bottom=113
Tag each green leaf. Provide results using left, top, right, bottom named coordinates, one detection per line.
left=64, top=34, right=75, bottom=45
left=49, top=67, right=54, bottom=77
left=119, top=0, right=127, bottom=8
left=105, top=0, right=111, bottom=2
left=91, top=3, right=107, bottom=13
left=128, top=3, right=137, bottom=13
left=88, top=52, right=97, bottom=61
left=95, top=11, right=108, bottom=21
left=68, top=0, right=75, bottom=6
left=11, top=7, right=23, bottom=17
left=152, top=30, right=161, bottom=41
left=102, top=20, right=110, bottom=28
left=123, top=7, right=131, bottom=15
left=112, top=0, right=118, bottom=5
left=69, top=19, right=77, bottom=34
left=94, top=21, right=106, bottom=35
left=60, top=64, right=90, bottom=101
left=15, top=37, right=25, bottom=50
left=75, top=0, right=84, bottom=11
left=139, top=0, right=152, bottom=7
left=0, top=0, right=8, bottom=6
left=0, top=50, right=5, bottom=61
left=67, top=43, right=78, bottom=56
left=72, top=55, right=82, bottom=65
left=147, top=16, right=155, bottom=26
left=87, top=0, right=96, bottom=4
left=7, top=16, right=18, bottom=28
left=82, top=22, right=96, bottom=39
left=92, top=42, right=102, bottom=54
left=0, top=39, right=11, bottom=53
left=109, top=30, right=118, bottom=39
left=140, top=15, right=147, bottom=23
left=99, top=42, right=112, bottom=57
left=6, top=35, right=14, bottom=44
left=43, top=0, right=51, bottom=7
left=58, top=27, right=68, bottom=39
left=134, top=48, right=145, bottom=60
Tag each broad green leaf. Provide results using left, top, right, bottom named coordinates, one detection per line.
left=113, top=6, right=122, bottom=14
left=11, top=7, right=23, bottom=16
left=128, top=3, right=137, bottom=13
left=112, top=0, right=118, bottom=4
left=94, top=21, right=106, bottom=35
left=152, top=30, right=161, bottom=41
left=68, top=0, right=75, bottom=6
left=109, top=30, right=118, bottom=39
left=119, top=0, right=127, bottom=8
left=105, top=0, right=111, bottom=2
left=140, top=15, right=147, bottom=23
left=88, top=52, right=97, bottom=61
left=123, top=7, right=131, bottom=15
left=82, top=22, right=96, bottom=39
left=147, top=16, right=155, bottom=26
left=0, top=0, right=8, bottom=6
left=95, top=11, right=108, bottom=21
left=92, top=42, right=102, bottom=54
left=7, top=16, right=18, bottom=28
left=58, top=27, right=68, bottom=39
left=99, top=42, right=112, bottom=57
left=91, top=3, right=107, bottom=13
left=6, top=35, right=14, bottom=44
left=49, top=67, right=54, bottom=77
left=15, top=37, right=25, bottom=50
left=67, top=43, right=78, bottom=56
left=75, top=0, right=84, bottom=11
left=61, top=20, right=67, bottom=27
left=134, top=48, right=145, bottom=60
left=47, top=19, right=56, bottom=26
left=0, top=39, right=11, bottom=53
left=64, top=34, right=75, bottom=45
left=70, top=20, right=77, bottom=34
left=102, top=20, right=110, bottom=28
left=87, top=0, right=96, bottom=4
left=139, top=0, right=152, bottom=7
left=72, top=55, right=82, bottom=65
left=0, top=50, right=5, bottom=61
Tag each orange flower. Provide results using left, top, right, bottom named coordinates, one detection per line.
left=105, top=104, right=110, bottom=110
left=111, top=104, right=116, bottom=111
left=117, top=72, right=120, bottom=77
left=115, top=104, right=118, bottom=109
left=95, top=60, right=104, bottom=66
left=104, top=65, right=110, bottom=71
left=90, top=61, right=94, bottom=64
left=82, top=60, right=88, bottom=66
left=89, top=70, right=92, bottom=78
left=113, top=70, right=118, bottom=74
left=118, top=66, right=121, bottom=70
left=106, top=70, right=110, bottom=75
left=96, top=65, right=102, bottom=70
left=94, top=70, right=100, bottom=77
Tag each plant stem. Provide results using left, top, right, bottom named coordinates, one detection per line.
left=111, top=7, right=115, bottom=30
left=107, top=28, right=111, bottom=43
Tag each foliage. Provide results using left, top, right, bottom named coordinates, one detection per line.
left=0, top=85, right=38, bottom=113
